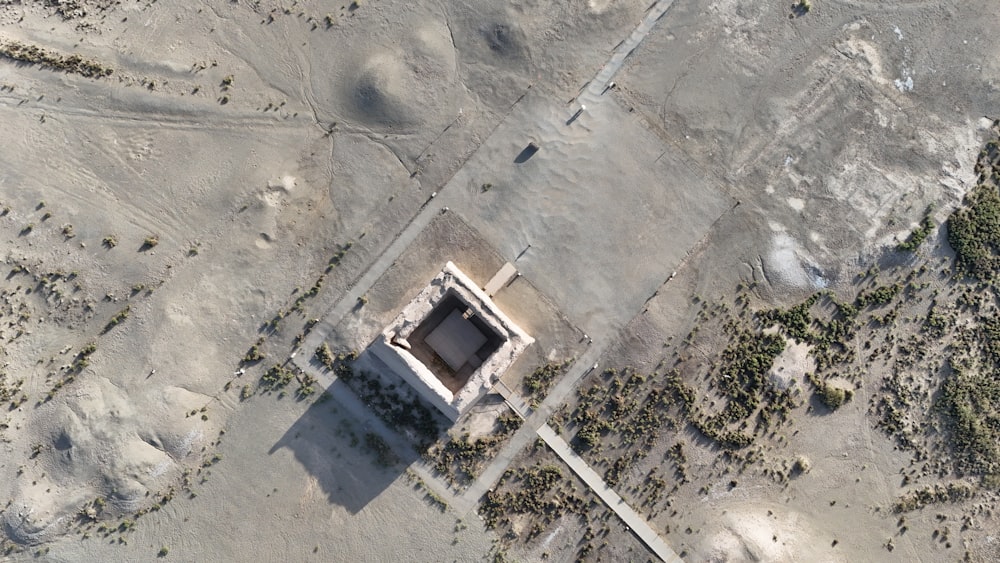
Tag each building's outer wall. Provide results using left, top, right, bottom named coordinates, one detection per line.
left=370, top=338, right=461, bottom=421
left=373, top=262, right=535, bottom=421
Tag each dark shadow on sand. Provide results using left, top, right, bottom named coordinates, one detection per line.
left=267, top=377, right=419, bottom=514
left=514, top=142, right=539, bottom=164
left=268, top=350, right=449, bottom=514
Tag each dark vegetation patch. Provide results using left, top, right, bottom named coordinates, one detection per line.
left=478, top=443, right=593, bottom=547
left=897, top=211, right=936, bottom=252
left=892, top=482, right=975, bottom=514
left=481, top=22, right=526, bottom=59
left=476, top=442, right=644, bottom=561
left=0, top=39, right=113, bottom=78
left=546, top=128, right=1000, bottom=531
left=426, top=410, right=522, bottom=488
left=938, top=364, right=1000, bottom=486
left=521, top=361, right=569, bottom=408
left=365, top=432, right=399, bottom=468
left=479, top=461, right=584, bottom=532
left=315, top=348, right=444, bottom=450
left=948, top=137, right=1000, bottom=281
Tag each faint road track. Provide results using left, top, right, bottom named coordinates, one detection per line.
left=577, top=0, right=676, bottom=106
left=291, top=0, right=686, bottom=559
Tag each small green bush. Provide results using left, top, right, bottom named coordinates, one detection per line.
left=815, top=383, right=852, bottom=410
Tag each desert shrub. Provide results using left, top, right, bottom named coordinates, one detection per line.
left=813, top=381, right=852, bottom=410
left=522, top=361, right=567, bottom=407
left=314, top=343, right=335, bottom=369
left=892, top=482, right=975, bottom=513
left=243, top=344, right=264, bottom=363
left=792, top=456, right=811, bottom=475
left=947, top=139, right=1000, bottom=280
left=897, top=213, right=935, bottom=252
left=855, top=283, right=901, bottom=309
left=364, top=433, right=397, bottom=467
left=103, top=305, right=130, bottom=333
left=938, top=364, right=1000, bottom=484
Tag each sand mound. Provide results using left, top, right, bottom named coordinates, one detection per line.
left=479, top=20, right=529, bottom=65
left=350, top=53, right=412, bottom=127
left=702, top=508, right=836, bottom=562
left=332, top=22, right=459, bottom=130
left=2, top=500, right=66, bottom=546
left=763, top=231, right=827, bottom=292
left=3, top=379, right=215, bottom=544
left=267, top=175, right=296, bottom=193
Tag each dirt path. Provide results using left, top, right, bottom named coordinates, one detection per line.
left=577, top=0, right=677, bottom=106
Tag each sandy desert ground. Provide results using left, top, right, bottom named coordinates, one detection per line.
left=0, top=0, right=998, bottom=561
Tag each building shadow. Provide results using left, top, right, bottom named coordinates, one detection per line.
left=514, top=142, right=540, bottom=163
left=267, top=375, right=422, bottom=514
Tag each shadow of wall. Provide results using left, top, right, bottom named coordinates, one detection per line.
left=267, top=377, right=421, bottom=514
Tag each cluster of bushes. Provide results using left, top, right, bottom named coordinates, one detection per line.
left=760, top=294, right=819, bottom=342
left=892, top=482, right=975, bottom=513
left=759, top=291, right=864, bottom=372
left=522, top=361, right=568, bottom=408
left=618, top=387, right=681, bottom=447
left=855, top=283, right=902, bottom=309
left=975, top=314, right=1000, bottom=369
left=316, top=348, right=441, bottom=449
left=923, top=302, right=950, bottom=338
left=690, top=419, right=753, bottom=449
left=679, top=325, right=796, bottom=450
left=0, top=372, right=26, bottom=409
left=0, top=40, right=113, bottom=78
left=315, top=342, right=336, bottom=369
left=563, top=366, right=697, bottom=492
left=713, top=330, right=786, bottom=422
left=428, top=411, right=522, bottom=486
left=325, top=242, right=353, bottom=274
left=102, top=305, right=130, bottom=333
left=287, top=275, right=325, bottom=316
left=259, top=364, right=295, bottom=391
left=242, top=337, right=266, bottom=363
left=479, top=463, right=587, bottom=534
left=571, top=369, right=650, bottom=451
left=938, top=363, right=1000, bottom=486
left=812, top=380, right=853, bottom=410
left=947, top=137, right=1000, bottom=280
left=897, top=213, right=936, bottom=252
left=69, top=342, right=97, bottom=371
left=365, top=433, right=397, bottom=467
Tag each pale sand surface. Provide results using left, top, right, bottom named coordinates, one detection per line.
left=1, top=0, right=999, bottom=561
